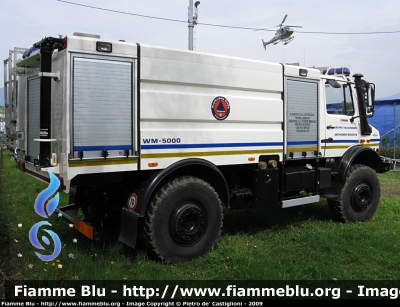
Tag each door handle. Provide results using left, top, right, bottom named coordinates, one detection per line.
left=327, top=125, right=334, bottom=129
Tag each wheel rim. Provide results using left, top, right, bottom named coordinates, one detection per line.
left=169, top=201, right=207, bottom=246
left=350, top=182, right=372, bottom=212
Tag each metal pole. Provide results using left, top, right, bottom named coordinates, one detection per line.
left=188, top=0, right=194, bottom=50
left=188, top=1, right=200, bottom=51
left=394, top=102, right=397, bottom=159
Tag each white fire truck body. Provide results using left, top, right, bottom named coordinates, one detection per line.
left=3, top=33, right=389, bottom=263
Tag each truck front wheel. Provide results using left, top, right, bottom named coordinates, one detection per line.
left=142, top=176, right=223, bottom=263
left=328, top=164, right=380, bottom=222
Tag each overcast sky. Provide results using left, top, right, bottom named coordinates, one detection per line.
left=2, top=0, right=400, bottom=99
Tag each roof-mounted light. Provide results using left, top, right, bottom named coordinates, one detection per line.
left=327, top=67, right=350, bottom=76
left=96, top=41, right=112, bottom=53
left=299, top=69, right=308, bottom=77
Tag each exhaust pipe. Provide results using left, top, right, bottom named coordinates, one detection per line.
left=33, top=37, right=64, bottom=167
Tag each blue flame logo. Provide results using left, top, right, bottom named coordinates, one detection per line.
left=29, top=171, right=62, bottom=261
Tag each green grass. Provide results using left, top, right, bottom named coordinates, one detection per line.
left=1, top=147, right=400, bottom=287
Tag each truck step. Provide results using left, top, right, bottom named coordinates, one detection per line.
left=230, top=187, right=253, bottom=198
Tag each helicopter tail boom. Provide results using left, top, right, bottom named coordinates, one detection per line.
left=262, top=39, right=267, bottom=50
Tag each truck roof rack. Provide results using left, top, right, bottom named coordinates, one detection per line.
left=73, top=32, right=100, bottom=39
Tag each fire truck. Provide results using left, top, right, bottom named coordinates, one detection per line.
left=3, top=33, right=389, bottom=263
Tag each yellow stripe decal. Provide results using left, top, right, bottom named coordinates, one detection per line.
left=323, top=143, right=379, bottom=150
left=141, top=149, right=282, bottom=159
left=142, top=143, right=379, bottom=158
left=287, top=147, right=318, bottom=153
left=69, top=159, right=138, bottom=167
left=360, top=143, right=380, bottom=147
left=322, top=145, right=351, bottom=149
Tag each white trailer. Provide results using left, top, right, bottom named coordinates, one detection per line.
left=3, top=33, right=389, bottom=263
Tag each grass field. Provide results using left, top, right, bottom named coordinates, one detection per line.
left=1, top=147, right=400, bottom=291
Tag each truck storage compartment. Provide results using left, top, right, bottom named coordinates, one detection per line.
left=318, top=167, right=331, bottom=189
left=230, top=167, right=280, bottom=208
left=284, top=167, right=315, bottom=192
left=71, top=55, right=135, bottom=159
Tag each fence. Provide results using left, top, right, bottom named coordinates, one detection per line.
left=381, top=156, right=400, bottom=171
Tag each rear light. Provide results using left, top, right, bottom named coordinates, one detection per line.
left=51, top=153, right=57, bottom=166
left=74, top=219, right=94, bottom=240
left=63, top=36, right=67, bottom=49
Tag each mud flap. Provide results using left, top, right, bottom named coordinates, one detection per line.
left=118, top=207, right=139, bottom=249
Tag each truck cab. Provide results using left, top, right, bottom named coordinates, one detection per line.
left=321, top=66, right=379, bottom=159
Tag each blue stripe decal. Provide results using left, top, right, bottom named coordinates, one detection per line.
left=322, top=139, right=359, bottom=144
left=370, top=138, right=380, bottom=142
left=74, top=145, right=132, bottom=151
left=141, top=142, right=283, bottom=150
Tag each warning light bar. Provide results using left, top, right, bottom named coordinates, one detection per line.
left=327, top=67, right=350, bottom=76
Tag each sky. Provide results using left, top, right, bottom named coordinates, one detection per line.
left=1, top=0, right=400, bottom=101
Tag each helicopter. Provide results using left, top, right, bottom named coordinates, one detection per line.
left=260, top=14, right=302, bottom=49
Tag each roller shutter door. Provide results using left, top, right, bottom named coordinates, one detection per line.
left=27, top=77, right=40, bottom=162
left=286, top=78, right=318, bottom=159
left=72, top=57, right=133, bottom=159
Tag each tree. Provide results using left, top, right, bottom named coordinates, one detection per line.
left=382, top=135, right=390, bottom=147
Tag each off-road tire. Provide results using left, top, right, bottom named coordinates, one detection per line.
left=142, top=176, right=223, bottom=263
left=328, top=164, right=380, bottom=222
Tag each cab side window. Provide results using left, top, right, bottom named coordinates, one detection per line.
left=326, top=83, right=354, bottom=116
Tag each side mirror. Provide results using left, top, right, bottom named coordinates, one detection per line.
left=366, top=83, right=375, bottom=117
left=326, top=79, right=341, bottom=88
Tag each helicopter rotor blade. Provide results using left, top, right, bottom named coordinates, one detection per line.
left=284, top=25, right=303, bottom=28
left=253, top=26, right=278, bottom=32
left=280, top=14, right=288, bottom=26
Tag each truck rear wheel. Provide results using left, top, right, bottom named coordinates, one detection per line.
left=142, top=176, right=223, bottom=263
left=328, top=164, right=380, bottom=222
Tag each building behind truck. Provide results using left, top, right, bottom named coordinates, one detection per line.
left=3, top=32, right=389, bottom=263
